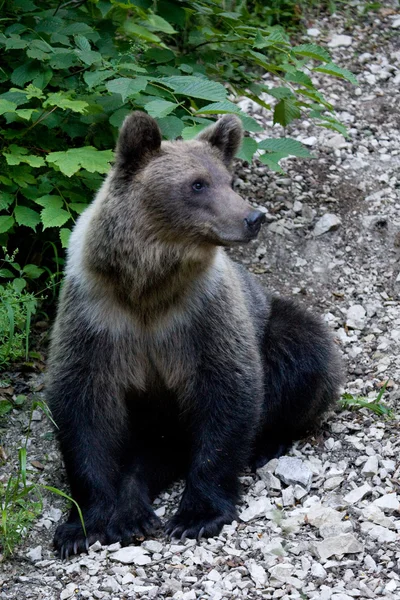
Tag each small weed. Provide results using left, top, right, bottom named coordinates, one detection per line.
left=0, top=399, right=85, bottom=557
left=339, top=381, right=393, bottom=418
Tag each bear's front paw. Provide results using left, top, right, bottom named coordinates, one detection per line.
left=106, top=505, right=161, bottom=545
left=166, top=507, right=237, bottom=541
left=54, top=521, right=107, bottom=560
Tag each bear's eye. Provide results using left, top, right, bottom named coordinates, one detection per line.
left=192, top=180, right=206, bottom=192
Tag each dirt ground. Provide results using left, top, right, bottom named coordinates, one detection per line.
left=1, top=2, right=400, bottom=599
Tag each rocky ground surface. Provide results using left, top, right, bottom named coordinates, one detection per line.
left=1, top=3, right=400, bottom=599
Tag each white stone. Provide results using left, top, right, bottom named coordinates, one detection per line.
left=207, top=569, right=221, bottom=582
left=365, top=524, right=397, bottom=543
left=385, top=580, right=397, bottom=592
left=307, top=28, right=321, bottom=37
left=313, top=534, right=363, bottom=561
left=247, top=560, right=267, bottom=587
left=362, top=455, right=379, bottom=476
left=275, top=457, right=313, bottom=489
left=302, top=136, right=317, bottom=146
left=101, top=576, right=120, bottom=593
left=346, top=305, right=367, bottom=330
left=239, top=496, right=273, bottom=522
left=60, top=583, right=77, bottom=600
left=142, top=540, right=163, bottom=554
left=259, top=469, right=281, bottom=490
left=311, top=563, right=327, bottom=579
left=372, top=493, right=400, bottom=512
left=122, top=573, right=136, bottom=584
left=320, top=520, right=353, bottom=539
left=282, top=485, right=295, bottom=506
left=331, top=595, right=353, bottom=600
left=306, top=505, right=343, bottom=528
left=269, top=563, right=295, bottom=582
left=362, top=504, right=395, bottom=529
left=344, top=483, right=372, bottom=504
left=110, top=546, right=151, bottom=565
left=26, top=545, right=42, bottom=562
left=293, top=200, right=303, bottom=214
left=392, top=17, right=400, bottom=28
left=313, top=214, right=342, bottom=237
left=325, top=134, right=346, bottom=149
left=48, top=507, right=62, bottom=522
left=328, top=34, right=352, bottom=47
left=364, top=554, right=377, bottom=571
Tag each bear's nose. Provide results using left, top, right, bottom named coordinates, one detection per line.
left=244, top=210, right=266, bottom=237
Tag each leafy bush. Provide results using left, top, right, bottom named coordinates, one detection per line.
left=0, top=0, right=356, bottom=281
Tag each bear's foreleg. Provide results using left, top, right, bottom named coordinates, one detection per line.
left=166, top=366, right=262, bottom=540
left=47, top=328, right=160, bottom=557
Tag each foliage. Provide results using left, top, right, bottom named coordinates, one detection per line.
left=339, top=381, right=393, bottom=418
left=0, top=0, right=356, bottom=282
left=0, top=249, right=38, bottom=366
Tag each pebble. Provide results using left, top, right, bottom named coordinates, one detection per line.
left=26, top=545, right=42, bottom=562
left=344, top=483, right=372, bottom=504
left=372, top=493, right=400, bottom=512
left=361, top=455, right=379, bottom=476
left=346, top=304, right=367, bottom=330
left=328, top=34, right=352, bottom=47
left=275, top=456, right=313, bottom=489
left=110, top=546, right=151, bottom=565
left=313, top=213, right=342, bottom=236
left=313, top=534, right=363, bottom=561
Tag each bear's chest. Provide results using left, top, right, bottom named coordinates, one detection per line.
left=125, top=318, right=197, bottom=395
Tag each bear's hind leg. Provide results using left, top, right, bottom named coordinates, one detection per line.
left=253, top=296, right=342, bottom=469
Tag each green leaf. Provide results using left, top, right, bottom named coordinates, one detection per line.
left=264, top=87, right=295, bottom=100
left=69, top=203, right=87, bottom=214
left=14, top=108, right=37, bottom=120
left=41, top=206, right=70, bottom=229
left=258, top=153, right=286, bottom=173
left=23, top=264, right=44, bottom=278
left=181, top=124, right=209, bottom=140
left=12, top=278, right=26, bottom=293
left=109, top=108, right=131, bottom=128
left=0, top=215, right=15, bottom=233
left=3, top=145, right=45, bottom=168
left=273, top=99, right=301, bottom=127
left=106, top=77, right=148, bottom=102
left=74, top=34, right=91, bottom=51
left=11, top=61, right=42, bottom=86
left=293, top=44, right=331, bottom=62
left=44, top=92, right=88, bottom=114
left=24, top=84, right=45, bottom=100
left=60, top=228, right=71, bottom=248
left=284, top=70, right=314, bottom=88
left=124, top=21, right=162, bottom=43
left=146, top=14, right=176, bottom=34
left=75, top=50, right=102, bottom=66
left=237, top=114, right=263, bottom=133
left=0, top=400, right=13, bottom=416
left=83, top=70, right=113, bottom=89
left=35, top=195, right=63, bottom=209
left=314, top=63, right=358, bottom=85
left=161, top=76, right=227, bottom=101
left=0, top=99, right=17, bottom=115
left=144, top=99, right=178, bottom=118
left=14, top=205, right=41, bottom=230
left=258, top=138, right=312, bottom=158
left=0, top=269, right=14, bottom=278
left=157, top=116, right=184, bottom=139
left=46, top=147, right=114, bottom=177
left=237, top=137, right=258, bottom=162
left=195, top=100, right=241, bottom=115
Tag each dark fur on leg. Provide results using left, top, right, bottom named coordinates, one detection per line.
left=251, top=296, right=343, bottom=469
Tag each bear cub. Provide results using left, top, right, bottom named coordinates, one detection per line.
left=47, top=112, right=342, bottom=558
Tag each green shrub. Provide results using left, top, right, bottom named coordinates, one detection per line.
left=0, top=0, right=356, bottom=281
left=0, top=281, right=37, bottom=366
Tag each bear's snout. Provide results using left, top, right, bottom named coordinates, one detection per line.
left=244, top=210, right=266, bottom=239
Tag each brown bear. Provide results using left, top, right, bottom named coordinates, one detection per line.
left=46, top=112, right=342, bottom=558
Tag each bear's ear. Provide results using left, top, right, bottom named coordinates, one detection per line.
left=197, top=114, right=243, bottom=167
left=115, top=111, right=162, bottom=174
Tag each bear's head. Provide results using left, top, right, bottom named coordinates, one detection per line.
left=113, top=111, right=265, bottom=246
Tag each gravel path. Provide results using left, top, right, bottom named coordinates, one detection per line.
left=1, top=4, right=400, bottom=599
